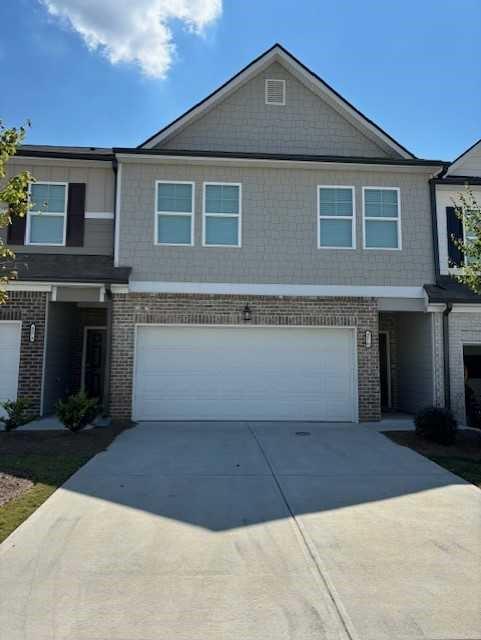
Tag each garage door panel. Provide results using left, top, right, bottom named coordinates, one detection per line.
left=134, top=326, right=357, bottom=421
left=0, top=322, right=22, bottom=417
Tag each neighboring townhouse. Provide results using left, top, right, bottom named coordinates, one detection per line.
left=1, top=44, right=463, bottom=424
left=426, top=138, right=481, bottom=424
left=0, top=147, right=130, bottom=417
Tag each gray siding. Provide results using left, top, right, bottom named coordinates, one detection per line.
left=3, top=160, right=114, bottom=255
left=397, top=312, right=434, bottom=414
left=43, top=302, right=78, bottom=413
left=159, top=62, right=392, bottom=157
left=119, top=161, right=435, bottom=286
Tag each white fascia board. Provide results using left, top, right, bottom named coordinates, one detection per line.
left=115, top=153, right=438, bottom=174
left=451, top=304, right=481, bottom=313
left=127, top=281, right=425, bottom=298
left=5, top=282, right=52, bottom=292
left=142, top=46, right=412, bottom=159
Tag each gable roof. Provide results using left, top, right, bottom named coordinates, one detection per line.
left=139, top=43, right=415, bottom=159
left=446, top=137, right=481, bottom=177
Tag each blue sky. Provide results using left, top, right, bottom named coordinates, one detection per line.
left=1, top=0, right=480, bottom=160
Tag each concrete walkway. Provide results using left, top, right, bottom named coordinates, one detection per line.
left=1, top=421, right=480, bottom=639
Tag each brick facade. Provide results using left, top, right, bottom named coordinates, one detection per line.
left=110, top=293, right=380, bottom=422
left=0, top=291, right=48, bottom=415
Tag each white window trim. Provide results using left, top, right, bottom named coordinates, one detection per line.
left=265, top=78, right=286, bottom=106
left=202, top=182, right=242, bottom=248
left=154, top=180, right=195, bottom=247
left=461, top=207, right=477, bottom=267
left=362, top=186, right=402, bottom=251
left=26, top=181, right=68, bottom=247
left=317, top=185, right=356, bottom=250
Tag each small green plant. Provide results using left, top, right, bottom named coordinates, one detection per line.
left=0, top=398, right=32, bottom=431
left=55, top=391, right=99, bottom=432
left=415, top=407, right=458, bottom=445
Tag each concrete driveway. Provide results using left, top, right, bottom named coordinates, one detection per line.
left=1, top=422, right=480, bottom=640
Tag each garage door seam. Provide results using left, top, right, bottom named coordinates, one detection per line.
left=247, top=423, right=358, bottom=640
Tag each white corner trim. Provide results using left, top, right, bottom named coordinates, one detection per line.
left=114, top=163, right=122, bottom=267
left=127, top=281, right=425, bottom=298
left=85, top=212, right=114, bottom=220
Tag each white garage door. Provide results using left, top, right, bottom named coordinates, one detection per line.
left=0, top=322, right=22, bottom=417
left=133, top=325, right=357, bottom=422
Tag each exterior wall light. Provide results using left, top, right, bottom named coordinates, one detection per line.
left=243, top=304, right=252, bottom=322
left=29, top=323, right=36, bottom=343
left=365, top=330, right=372, bottom=348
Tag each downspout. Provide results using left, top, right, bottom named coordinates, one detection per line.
left=112, top=156, right=119, bottom=258
left=443, top=303, right=453, bottom=409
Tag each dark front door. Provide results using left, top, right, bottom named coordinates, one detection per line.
left=83, top=328, right=107, bottom=402
left=379, top=332, right=391, bottom=410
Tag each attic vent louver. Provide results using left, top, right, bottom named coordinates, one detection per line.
left=265, top=79, right=285, bottom=105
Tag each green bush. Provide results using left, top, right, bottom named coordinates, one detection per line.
left=414, top=407, right=458, bottom=445
left=55, top=391, right=99, bottom=432
left=0, top=398, right=32, bottom=431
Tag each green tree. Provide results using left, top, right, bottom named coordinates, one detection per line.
left=452, top=187, right=481, bottom=294
left=0, top=121, right=32, bottom=304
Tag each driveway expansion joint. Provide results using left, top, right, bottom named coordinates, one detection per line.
left=247, top=422, right=358, bottom=640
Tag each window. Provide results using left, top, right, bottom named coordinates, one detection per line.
left=27, top=182, right=67, bottom=245
left=155, top=181, right=194, bottom=246
left=265, top=79, right=286, bottom=105
left=203, top=183, right=241, bottom=247
left=363, top=187, right=401, bottom=250
left=318, top=186, right=355, bottom=249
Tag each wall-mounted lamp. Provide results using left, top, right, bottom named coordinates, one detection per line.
left=243, top=304, right=252, bottom=322
left=29, top=323, right=36, bottom=343
left=365, top=330, right=372, bottom=349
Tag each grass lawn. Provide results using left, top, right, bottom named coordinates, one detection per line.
left=384, top=429, right=481, bottom=488
left=0, top=424, right=128, bottom=544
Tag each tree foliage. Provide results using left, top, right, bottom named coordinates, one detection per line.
left=0, top=121, right=33, bottom=304
left=452, top=187, right=481, bottom=294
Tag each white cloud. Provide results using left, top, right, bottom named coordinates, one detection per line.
left=40, top=0, right=222, bottom=78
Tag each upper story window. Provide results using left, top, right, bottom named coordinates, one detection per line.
left=203, top=183, right=241, bottom=247
left=155, top=181, right=194, bottom=246
left=27, top=182, right=67, bottom=246
left=363, top=187, right=401, bottom=250
left=318, top=186, right=355, bottom=249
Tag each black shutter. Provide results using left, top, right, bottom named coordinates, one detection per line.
left=7, top=211, right=26, bottom=245
left=446, top=206, right=464, bottom=267
left=66, top=183, right=86, bottom=247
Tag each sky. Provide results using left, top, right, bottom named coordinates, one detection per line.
left=1, top=0, right=480, bottom=160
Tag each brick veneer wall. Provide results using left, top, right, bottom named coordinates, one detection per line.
left=0, top=291, right=48, bottom=414
left=110, top=293, right=380, bottom=422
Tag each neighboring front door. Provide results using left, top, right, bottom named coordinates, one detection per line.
left=379, top=331, right=391, bottom=410
left=83, top=327, right=107, bottom=402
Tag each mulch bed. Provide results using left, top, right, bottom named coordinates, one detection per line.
left=384, top=428, right=481, bottom=461
left=0, top=472, right=33, bottom=507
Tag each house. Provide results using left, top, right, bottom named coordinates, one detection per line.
left=425, top=138, right=481, bottom=424
left=1, top=44, right=460, bottom=423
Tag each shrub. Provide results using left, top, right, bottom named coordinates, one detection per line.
left=414, top=407, right=458, bottom=445
left=55, top=391, right=99, bottom=432
left=0, top=398, right=32, bottom=432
